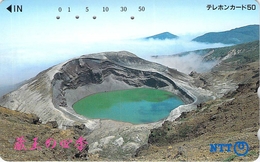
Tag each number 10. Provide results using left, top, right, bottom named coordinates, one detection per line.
left=103, top=7, right=109, bottom=12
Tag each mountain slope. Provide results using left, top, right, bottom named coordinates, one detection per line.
left=192, top=25, right=259, bottom=44
left=145, top=32, right=178, bottom=40
left=151, top=41, right=259, bottom=74
left=0, top=106, right=91, bottom=161
left=133, top=41, right=259, bottom=161
left=172, top=40, right=259, bottom=62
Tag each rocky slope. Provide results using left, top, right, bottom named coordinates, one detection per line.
left=0, top=51, right=213, bottom=159
left=133, top=41, right=259, bottom=161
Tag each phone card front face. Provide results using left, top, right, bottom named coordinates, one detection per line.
left=0, top=0, right=259, bottom=161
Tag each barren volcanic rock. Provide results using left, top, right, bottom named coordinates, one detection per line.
left=0, top=51, right=213, bottom=159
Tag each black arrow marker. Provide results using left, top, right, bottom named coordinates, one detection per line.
left=6, top=5, right=12, bottom=13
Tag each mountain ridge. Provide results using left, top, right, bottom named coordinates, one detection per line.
left=145, top=32, right=179, bottom=40
left=152, top=40, right=259, bottom=62
left=192, top=24, right=259, bottom=44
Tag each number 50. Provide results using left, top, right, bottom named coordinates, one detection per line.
left=138, top=6, right=145, bottom=12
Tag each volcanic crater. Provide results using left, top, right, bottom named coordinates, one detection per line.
left=0, top=51, right=213, bottom=159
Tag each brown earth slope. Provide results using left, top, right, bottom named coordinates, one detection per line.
left=0, top=106, right=102, bottom=161
left=133, top=41, right=259, bottom=161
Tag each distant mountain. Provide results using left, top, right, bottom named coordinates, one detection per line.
left=0, top=80, right=27, bottom=97
left=151, top=40, right=259, bottom=74
left=192, top=25, right=259, bottom=44
left=153, top=40, right=259, bottom=64
left=145, top=32, right=178, bottom=40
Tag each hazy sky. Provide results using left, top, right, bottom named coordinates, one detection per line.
left=0, top=0, right=259, bottom=43
left=0, top=0, right=259, bottom=86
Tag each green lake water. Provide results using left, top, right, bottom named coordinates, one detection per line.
left=73, top=88, right=184, bottom=124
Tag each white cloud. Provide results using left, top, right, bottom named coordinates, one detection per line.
left=150, top=52, right=218, bottom=74
left=0, top=37, right=228, bottom=86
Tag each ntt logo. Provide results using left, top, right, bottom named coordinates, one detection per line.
left=210, top=141, right=249, bottom=156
